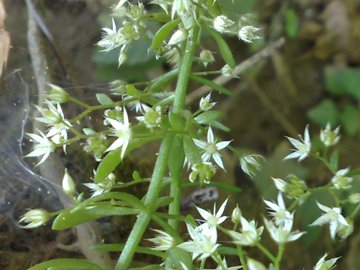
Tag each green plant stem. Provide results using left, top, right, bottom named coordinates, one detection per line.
left=236, top=245, right=248, bottom=270
left=255, top=243, right=276, bottom=262
left=68, top=96, right=91, bottom=108
left=114, top=24, right=200, bottom=270
left=275, top=244, right=285, bottom=270
left=115, top=135, right=173, bottom=270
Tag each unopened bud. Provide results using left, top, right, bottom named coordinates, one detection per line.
left=231, top=204, right=242, bottom=225
left=349, top=193, right=360, bottom=204
left=62, top=169, right=76, bottom=197
left=19, top=209, right=50, bottom=229
left=47, top=84, right=69, bottom=103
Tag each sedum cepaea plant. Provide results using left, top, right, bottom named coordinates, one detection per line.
left=20, top=1, right=360, bottom=270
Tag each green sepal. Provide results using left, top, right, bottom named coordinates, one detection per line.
left=96, top=93, right=113, bottom=105
left=152, top=19, right=181, bottom=50
left=28, top=259, right=107, bottom=270
left=190, top=75, right=233, bottom=96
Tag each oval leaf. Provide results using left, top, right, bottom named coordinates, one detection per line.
left=204, top=26, right=236, bottom=68
left=151, top=19, right=181, bottom=50
left=96, top=93, right=113, bottom=105
left=190, top=75, right=233, bottom=96
left=28, top=259, right=107, bottom=270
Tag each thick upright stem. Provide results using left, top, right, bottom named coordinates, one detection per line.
left=114, top=24, right=200, bottom=270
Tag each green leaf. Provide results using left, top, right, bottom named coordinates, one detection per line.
left=144, top=12, right=171, bottom=23
left=284, top=9, right=299, bottom=38
left=28, top=259, right=107, bottom=270
left=91, top=244, right=165, bottom=259
left=204, top=26, right=236, bottom=68
left=52, top=204, right=139, bottom=230
left=148, top=69, right=178, bottom=93
left=168, top=248, right=194, bottom=270
left=325, top=67, right=360, bottom=100
left=329, top=150, right=339, bottom=172
left=182, top=181, right=242, bottom=193
left=307, top=99, right=338, bottom=127
left=169, top=111, right=186, bottom=131
left=151, top=19, right=181, bottom=50
left=339, top=104, right=360, bottom=136
left=190, top=75, right=233, bottom=96
left=129, top=266, right=164, bottom=270
left=155, top=196, right=174, bottom=209
left=96, top=93, right=113, bottom=105
left=95, top=137, right=160, bottom=183
left=183, top=135, right=202, bottom=164
left=194, top=110, right=222, bottom=125
left=212, top=121, right=231, bottom=132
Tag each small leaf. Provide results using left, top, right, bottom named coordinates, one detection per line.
left=52, top=205, right=139, bottom=230
left=148, top=69, right=178, bottom=93
left=132, top=170, right=142, bottom=181
left=168, top=247, right=193, bottom=270
left=339, top=104, right=360, bottom=136
left=204, top=26, right=236, bottom=68
left=28, top=259, right=107, bottom=270
left=183, top=135, right=202, bottom=164
left=95, top=137, right=160, bottom=183
left=151, top=19, right=181, bottom=50
left=307, top=99, right=338, bottom=127
left=284, top=9, right=299, bottom=38
left=325, top=67, right=360, bottom=100
left=190, top=75, right=233, bottom=96
left=96, top=93, right=113, bottom=105
left=169, top=111, right=186, bottom=131
left=194, top=110, right=222, bottom=125
left=155, top=196, right=174, bottom=209
left=212, top=121, right=231, bottom=132
left=91, top=244, right=165, bottom=259
left=144, top=12, right=171, bottom=23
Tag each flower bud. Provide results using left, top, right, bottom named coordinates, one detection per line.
left=349, top=193, right=360, bottom=204
left=239, top=154, right=264, bottom=179
left=189, top=162, right=216, bottom=184
left=221, top=64, right=234, bottom=77
left=110, top=80, right=127, bottom=96
left=168, top=29, right=186, bottom=46
left=199, top=50, right=215, bottom=68
left=199, top=93, right=216, bottom=111
left=337, top=218, right=353, bottom=240
left=213, top=15, right=234, bottom=33
left=231, top=204, right=242, bottom=225
left=62, top=169, right=76, bottom=197
left=19, top=209, right=50, bottom=229
left=238, top=26, right=261, bottom=43
left=320, top=124, right=340, bottom=147
left=47, top=84, right=69, bottom=103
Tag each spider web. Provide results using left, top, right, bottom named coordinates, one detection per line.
left=0, top=71, right=62, bottom=224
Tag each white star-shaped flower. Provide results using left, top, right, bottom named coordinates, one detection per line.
left=284, top=125, right=311, bottom=161
left=193, top=127, right=231, bottom=170
left=264, top=193, right=292, bottom=226
left=196, top=199, right=228, bottom=240
left=264, top=213, right=305, bottom=244
left=177, top=223, right=219, bottom=261
left=310, top=202, right=349, bottom=240
left=314, top=253, right=339, bottom=270
left=228, top=216, right=263, bottom=246
left=106, top=108, right=132, bottom=159
left=26, top=131, right=56, bottom=165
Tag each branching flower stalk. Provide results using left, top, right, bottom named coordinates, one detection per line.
left=115, top=25, right=200, bottom=270
left=21, top=1, right=360, bottom=270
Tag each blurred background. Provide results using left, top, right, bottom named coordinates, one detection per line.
left=1, top=0, right=360, bottom=269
